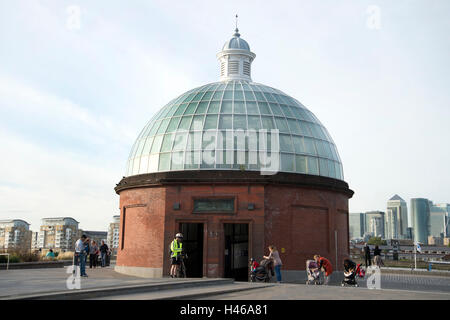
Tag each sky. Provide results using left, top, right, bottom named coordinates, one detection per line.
left=0, top=0, right=449, bottom=231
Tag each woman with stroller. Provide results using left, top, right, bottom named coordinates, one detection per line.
left=264, top=245, right=283, bottom=283
left=342, top=258, right=357, bottom=286
left=314, top=254, right=333, bottom=285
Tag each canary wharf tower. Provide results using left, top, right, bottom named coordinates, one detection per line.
left=114, top=27, right=353, bottom=280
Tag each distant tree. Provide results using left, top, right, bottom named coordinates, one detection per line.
left=367, top=237, right=387, bottom=246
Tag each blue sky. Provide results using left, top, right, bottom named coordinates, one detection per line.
left=0, top=0, right=449, bottom=231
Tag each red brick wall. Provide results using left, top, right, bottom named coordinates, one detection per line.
left=116, top=182, right=350, bottom=276
left=264, top=185, right=349, bottom=271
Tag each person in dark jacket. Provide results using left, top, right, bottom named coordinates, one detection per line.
left=363, top=243, right=371, bottom=268
left=373, top=245, right=384, bottom=267
left=99, top=240, right=109, bottom=268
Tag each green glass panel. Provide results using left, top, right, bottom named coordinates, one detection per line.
left=319, top=158, right=329, bottom=176
left=279, top=134, right=293, bottom=152
left=248, top=115, right=261, bottom=130
left=173, top=103, right=188, bottom=116
left=184, top=151, right=200, bottom=169
left=171, top=151, right=184, bottom=170
left=166, top=117, right=181, bottom=133
left=281, top=153, right=294, bottom=172
left=253, top=90, right=266, bottom=101
left=150, top=135, right=163, bottom=153
left=244, top=90, right=255, bottom=101
left=303, top=137, right=317, bottom=154
left=158, top=153, right=171, bottom=171
left=196, top=102, right=209, bottom=114
left=201, top=150, right=215, bottom=168
left=269, top=103, right=283, bottom=116
left=160, top=133, right=174, bottom=152
left=207, top=101, right=220, bottom=113
left=234, top=101, right=245, bottom=114
left=204, top=114, right=218, bottom=129
left=192, top=92, right=204, bottom=102
left=295, top=155, right=307, bottom=173
left=234, top=89, right=244, bottom=100
left=212, top=91, right=223, bottom=100
left=261, top=116, right=275, bottom=129
left=202, top=131, right=216, bottom=149
left=184, top=102, right=198, bottom=115
left=178, top=116, right=193, bottom=130
left=157, top=118, right=170, bottom=134
left=173, top=132, right=187, bottom=150
left=307, top=157, right=319, bottom=175
left=246, top=101, right=259, bottom=114
left=233, top=115, right=247, bottom=130
left=292, top=135, right=305, bottom=153
left=223, top=90, right=233, bottom=100
left=263, top=92, right=276, bottom=102
left=258, top=102, right=271, bottom=114
left=281, top=105, right=294, bottom=117
left=328, top=160, right=336, bottom=178
left=221, top=101, right=233, bottom=113
left=190, top=115, right=204, bottom=130
left=274, top=117, right=289, bottom=133
left=201, top=91, right=213, bottom=100
left=219, top=115, right=232, bottom=129
left=148, top=120, right=161, bottom=136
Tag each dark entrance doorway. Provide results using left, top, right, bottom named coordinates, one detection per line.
left=179, top=223, right=204, bottom=278
left=224, top=223, right=249, bottom=281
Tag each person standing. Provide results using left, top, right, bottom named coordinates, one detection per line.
left=99, top=240, right=109, bottom=268
left=89, top=240, right=99, bottom=269
left=363, top=243, right=371, bottom=268
left=314, top=254, right=333, bottom=285
left=373, top=245, right=384, bottom=267
left=264, top=245, right=283, bottom=283
left=169, top=233, right=183, bottom=278
left=75, top=235, right=88, bottom=277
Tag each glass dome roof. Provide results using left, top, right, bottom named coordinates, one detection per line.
left=126, top=80, right=344, bottom=180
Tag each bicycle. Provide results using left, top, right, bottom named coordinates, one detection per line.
left=176, top=253, right=188, bottom=278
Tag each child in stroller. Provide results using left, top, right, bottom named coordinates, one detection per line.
left=305, top=259, right=321, bottom=285
left=342, top=259, right=364, bottom=287
left=250, top=258, right=273, bottom=282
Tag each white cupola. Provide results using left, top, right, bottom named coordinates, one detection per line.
left=216, top=27, right=256, bottom=82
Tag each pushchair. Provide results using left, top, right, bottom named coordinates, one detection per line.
left=341, top=263, right=365, bottom=287
left=250, top=258, right=273, bottom=282
left=305, top=260, right=321, bottom=285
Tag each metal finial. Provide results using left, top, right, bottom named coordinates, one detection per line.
left=234, top=14, right=240, bottom=37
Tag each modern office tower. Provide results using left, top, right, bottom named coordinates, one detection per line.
left=429, top=203, right=449, bottom=238
left=349, top=213, right=366, bottom=240
left=410, top=198, right=431, bottom=244
left=0, top=219, right=32, bottom=251
left=386, top=194, right=408, bottom=239
left=365, top=211, right=385, bottom=238
left=38, top=217, right=79, bottom=252
left=107, top=215, right=120, bottom=255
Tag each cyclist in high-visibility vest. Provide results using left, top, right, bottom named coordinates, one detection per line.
left=169, top=233, right=183, bottom=278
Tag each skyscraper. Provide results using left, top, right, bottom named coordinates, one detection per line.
left=365, top=211, right=385, bottom=238
left=386, top=194, right=408, bottom=239
left=349, top=213, right=366, bottom=240
left=429, top=203, right=449, bottom=238
left=410, top=198, right=431, bottom=244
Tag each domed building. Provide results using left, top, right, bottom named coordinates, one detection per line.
left=114, top=27, right=354, bottom=280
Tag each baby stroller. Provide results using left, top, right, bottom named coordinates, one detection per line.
left=305, top=260, right=321, bottom=285
left=250, top=258, right=273, bottom=282
left=342, top=262, right=365, bottom=287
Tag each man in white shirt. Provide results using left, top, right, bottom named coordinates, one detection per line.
left=75, top=235, right=88, bottom=277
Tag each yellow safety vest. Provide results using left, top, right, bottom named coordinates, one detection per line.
left=170, top=239, right=182, bottom=257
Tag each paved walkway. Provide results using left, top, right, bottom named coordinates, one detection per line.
left=199, top=283, right=450, bottom=300
left=0, top=266, right=221, bottom=298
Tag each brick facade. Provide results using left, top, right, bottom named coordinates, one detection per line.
left=114, top=171, right=353, bottom=278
